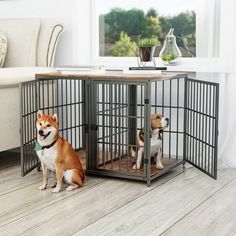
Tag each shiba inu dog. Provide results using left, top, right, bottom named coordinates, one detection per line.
left=131, top=113, right=169, bottom=170
left=35, top=110, right=85, bottom=193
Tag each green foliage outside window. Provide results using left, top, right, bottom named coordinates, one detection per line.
left=109, top=32, right=137, bottom=56
left=99, top=8, right=196, bottom=57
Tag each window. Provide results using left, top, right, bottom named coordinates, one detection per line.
left=96, top=0, right=196, bottom=58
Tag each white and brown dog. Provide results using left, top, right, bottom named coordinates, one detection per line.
left=131, top=114, right=169, bottom=170
left=35, top=111, right=85, bottom=193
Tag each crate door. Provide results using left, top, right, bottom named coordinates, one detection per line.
left=90, top=81, right=146, bottom=178
left=20, top=81, right=39, bottom=176
left=184, top=78, right=219, bottom=179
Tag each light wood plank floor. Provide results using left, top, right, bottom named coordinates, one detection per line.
left=0, top=162, right=236, bottom=236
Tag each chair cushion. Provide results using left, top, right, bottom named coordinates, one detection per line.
left=0, top=67, right=57, bottom=88
left=0, top=31, right=7, bottom=68
left=0, top=18, right=40, bottom=67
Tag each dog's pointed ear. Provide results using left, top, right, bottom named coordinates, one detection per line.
left=52, top=113, right=58, bottom=123
left=151, top=114, right=157, bottom=120
left=37, top=110, right=43, bottom=119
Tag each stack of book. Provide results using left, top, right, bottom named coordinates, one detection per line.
left=56, top=65, right=167, bottom=75
left=56, top=65, right=105, bottom=74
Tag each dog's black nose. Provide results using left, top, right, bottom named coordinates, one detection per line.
left=165, top=118, right=169, bottom=125
left=39, top=130, right=44, bottom=136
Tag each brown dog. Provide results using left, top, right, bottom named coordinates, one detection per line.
left=35, top=111, right=85, bottom=193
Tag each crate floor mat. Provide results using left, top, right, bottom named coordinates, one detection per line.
left=79, top=149, right=182, bottom=176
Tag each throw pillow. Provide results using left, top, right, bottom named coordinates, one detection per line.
left=0, top=18, right=40, bottom=67
left=0, top=31, right=7, bottom=68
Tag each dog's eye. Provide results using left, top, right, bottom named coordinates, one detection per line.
left=39, top=123, right=42, bottom=126
left=47, top=124, right=51, bottom=127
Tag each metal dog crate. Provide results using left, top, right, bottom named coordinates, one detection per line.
left=20, top=72, right=219, bottom=186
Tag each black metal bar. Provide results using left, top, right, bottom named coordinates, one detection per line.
left=128, top=85, right=137, bottom=146
left=176, top=78, right=179, bottom=160
left=214, top=84, right=219, bottom=179
left=193, top=81, right=196, bottom=166
left=47, top=80, right=50, bottom=113
left=162, top=80, right=165, bottom=157
left=118, top=84, right=121, bottom=171
left=52, top=79, right=55, bottom=114
left=109, top=84, right=113, bottom=169
left=102, top=83, right=105, bottom=168
left=106, top=83, right=109, bottom=167
left=205, top=84, right=208, bottom=171
left=65, top=79, right=68, bottom=141
left=183, top=77, right=188, bottom=162
left=97, top=83, right=100, bottom=167
left=211, top=86, right=215, bottom=175
left=208, top=85, right=212, bottom=173
left=198, top=83, right=202, bottom=168
left=81, top=80, right=88, bottom=148
left=144, top=82, right=151, bottom=182
left=61, top=79, right=64, bottom=138
left=190, top=81, right=193, bottom=163
left=169, top=80, right=172, bottom=159
left=114, top=83, right=118, bottom=157
left=201, top=83, right=205, bottom=170
left=79, top=80, right=82, bottom=148
left=155, top=81, right=157, bottom=114
left=74, top=80, right=77, bottom=149
left=70, top=79, right=73, bottom=147
left=26, top=84, right=29, bottom=171
left=126, top=84, right=129, bottom=170
left=141, top=84, right=143, bottom=129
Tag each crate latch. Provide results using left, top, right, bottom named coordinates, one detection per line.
left=84, top=124, right=89, bottom=133
left=91, top=124, right=98, bottom=131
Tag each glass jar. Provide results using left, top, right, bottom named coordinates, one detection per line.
left=159, top=28, right=182, bottom=65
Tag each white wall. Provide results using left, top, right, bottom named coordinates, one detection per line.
left=0, top=0, right=92, bottom=66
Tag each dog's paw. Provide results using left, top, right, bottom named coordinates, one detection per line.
left=66, top=185, right=79, bottom=191
left=66, top=186, right=74, bottom=191
left=38, top=185, right=47, bottom=190
left=52, top=187, right=61, bottom=193
left=156, top=162, right=164, bottom=169
left=133, top=164, right=140, bottom=170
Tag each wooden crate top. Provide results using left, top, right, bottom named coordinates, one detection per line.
left=35, top=71, right=187, bottom=81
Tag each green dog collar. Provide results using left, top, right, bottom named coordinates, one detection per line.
left=34, top=142, right=43, bottom=151
left=34, top=138, right=58, bottom=151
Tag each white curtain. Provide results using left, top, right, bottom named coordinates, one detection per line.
left=197, top=0, right=236, bottom=167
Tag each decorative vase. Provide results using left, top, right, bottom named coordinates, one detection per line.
left=139, top=46, right=156, bottom=62
left=159, top=28, right=182, bottom=65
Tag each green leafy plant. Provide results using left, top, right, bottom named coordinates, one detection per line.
left=138, top=37, right=159, bottom=47
left=109, top=32, right=137, bottom=56
left=161, top=54, right=177, bottom=63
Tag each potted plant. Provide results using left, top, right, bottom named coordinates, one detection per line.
left=138, top=37, right=158, bottom=62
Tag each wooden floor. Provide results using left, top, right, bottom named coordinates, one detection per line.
left=0, top=158, right=236, bottom=236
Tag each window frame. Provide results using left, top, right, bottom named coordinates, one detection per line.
left=89, top=0, right=231, bottom=72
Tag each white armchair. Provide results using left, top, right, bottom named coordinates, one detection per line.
left=0, top=18, right=63, bottom=151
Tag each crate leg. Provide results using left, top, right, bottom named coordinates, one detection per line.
left=183, top=161, right=186, bottom=171
left=146, top=179, right=151, bottom=187
left=37, top=164, right=41, bottom=172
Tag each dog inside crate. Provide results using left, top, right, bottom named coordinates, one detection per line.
left=95, top=79, right=184, bottom=176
